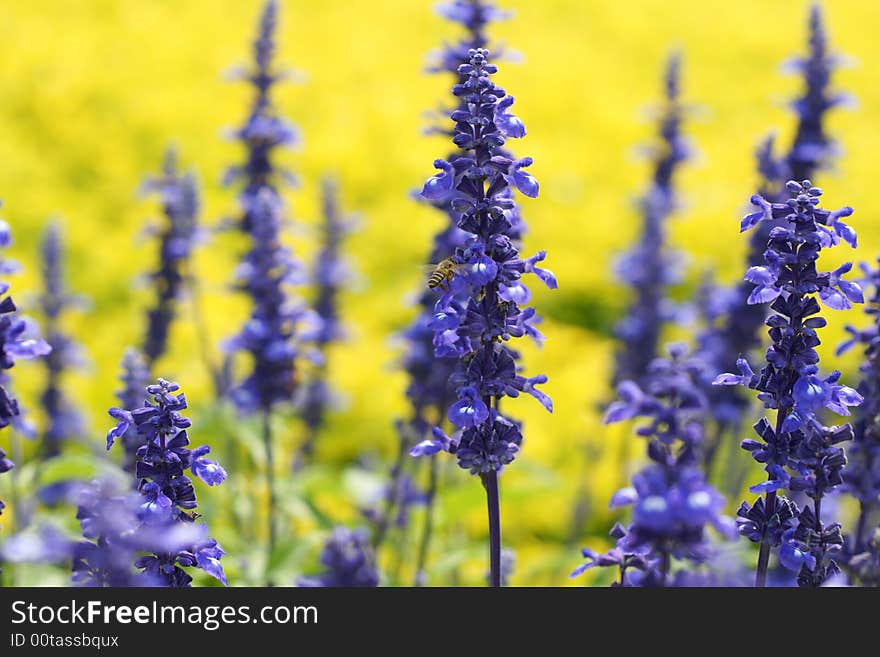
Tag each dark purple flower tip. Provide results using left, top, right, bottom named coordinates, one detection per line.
left=507, top=158, right=538, bottom=198
left=421, top=159, right=455, bottom=200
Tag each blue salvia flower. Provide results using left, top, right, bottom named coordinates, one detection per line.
left=611, top=54, right=690, bottom=388
left=714, top=180, right=862, bottom=587
left=222, top=0, right=318, bottom=572
left=573, top=345, right=733, bottom=586
left=410, top=48, right=555, bottom=587
left=141, top=148, right=200, bottom=367
left=297, top=527, right=379, bottom=587
left=105, top=378, right=228, bottom=587
left=836, top=260, right=880, bottom=584
left=38, top=221, right=87, bottom=458
left=387, top=2, right=511, bottom=582
left=294, top=178, right=355, bottom=467
left=113, top=348, right=151, bottom=474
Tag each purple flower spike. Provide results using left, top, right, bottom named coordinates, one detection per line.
left=103, top=378, right=228, bottom=587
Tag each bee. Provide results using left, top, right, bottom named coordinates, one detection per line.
left=427, top=257, right=467, bottom=292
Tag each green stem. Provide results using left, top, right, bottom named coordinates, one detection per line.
left=261, top=410, right=277, bottom=584
left=481, top=469, right=502, bottom=588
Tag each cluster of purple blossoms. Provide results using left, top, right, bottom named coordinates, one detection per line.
left=837, top=260, right=880, bottom=584
left=612, top=53, right=690, bottom=388
left=104, top=378, right=227, bottom=587
left=38, top=222, right=87, bottom=459
left=0, top=213, right=51, bottom=534
left=412, top=49, right=554, bottom=468
left=714, top=180, right=862, bottom=587
left=141, top=148, right=200, bottom=368
left=574, top=345, right=733, bottom=586
left=223, top=0, right=318, bottom=415
left=297, top=527, right=379, bottom=587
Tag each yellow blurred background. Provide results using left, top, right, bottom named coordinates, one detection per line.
left=0, top=0, right=878, bottom=585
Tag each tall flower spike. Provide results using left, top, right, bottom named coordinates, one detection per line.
left=392, top=0, right=512, bottom=585
left=714, top=180, right=862, bottom=587
left=222, top=0, right=318, bottom=575
left=293, top=178, right=355, bottom=468
left=0, top=208, right=51, bottom=549
left=574, top=345, right=733, bottom=586
left=837, top=260, right=880, bottom=584
left=703, top=6, right=850, bottom=477
left=611, top=53, right=690, bottom=389
left=38, top=221, right=87, bottom=459
left=411, top=48, right=555, bottom=587
left=106, top=378, right=227, bottom=586
left=141, top=148, right=200, bottom=368
left=297, top=527, right=379, bottom=587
